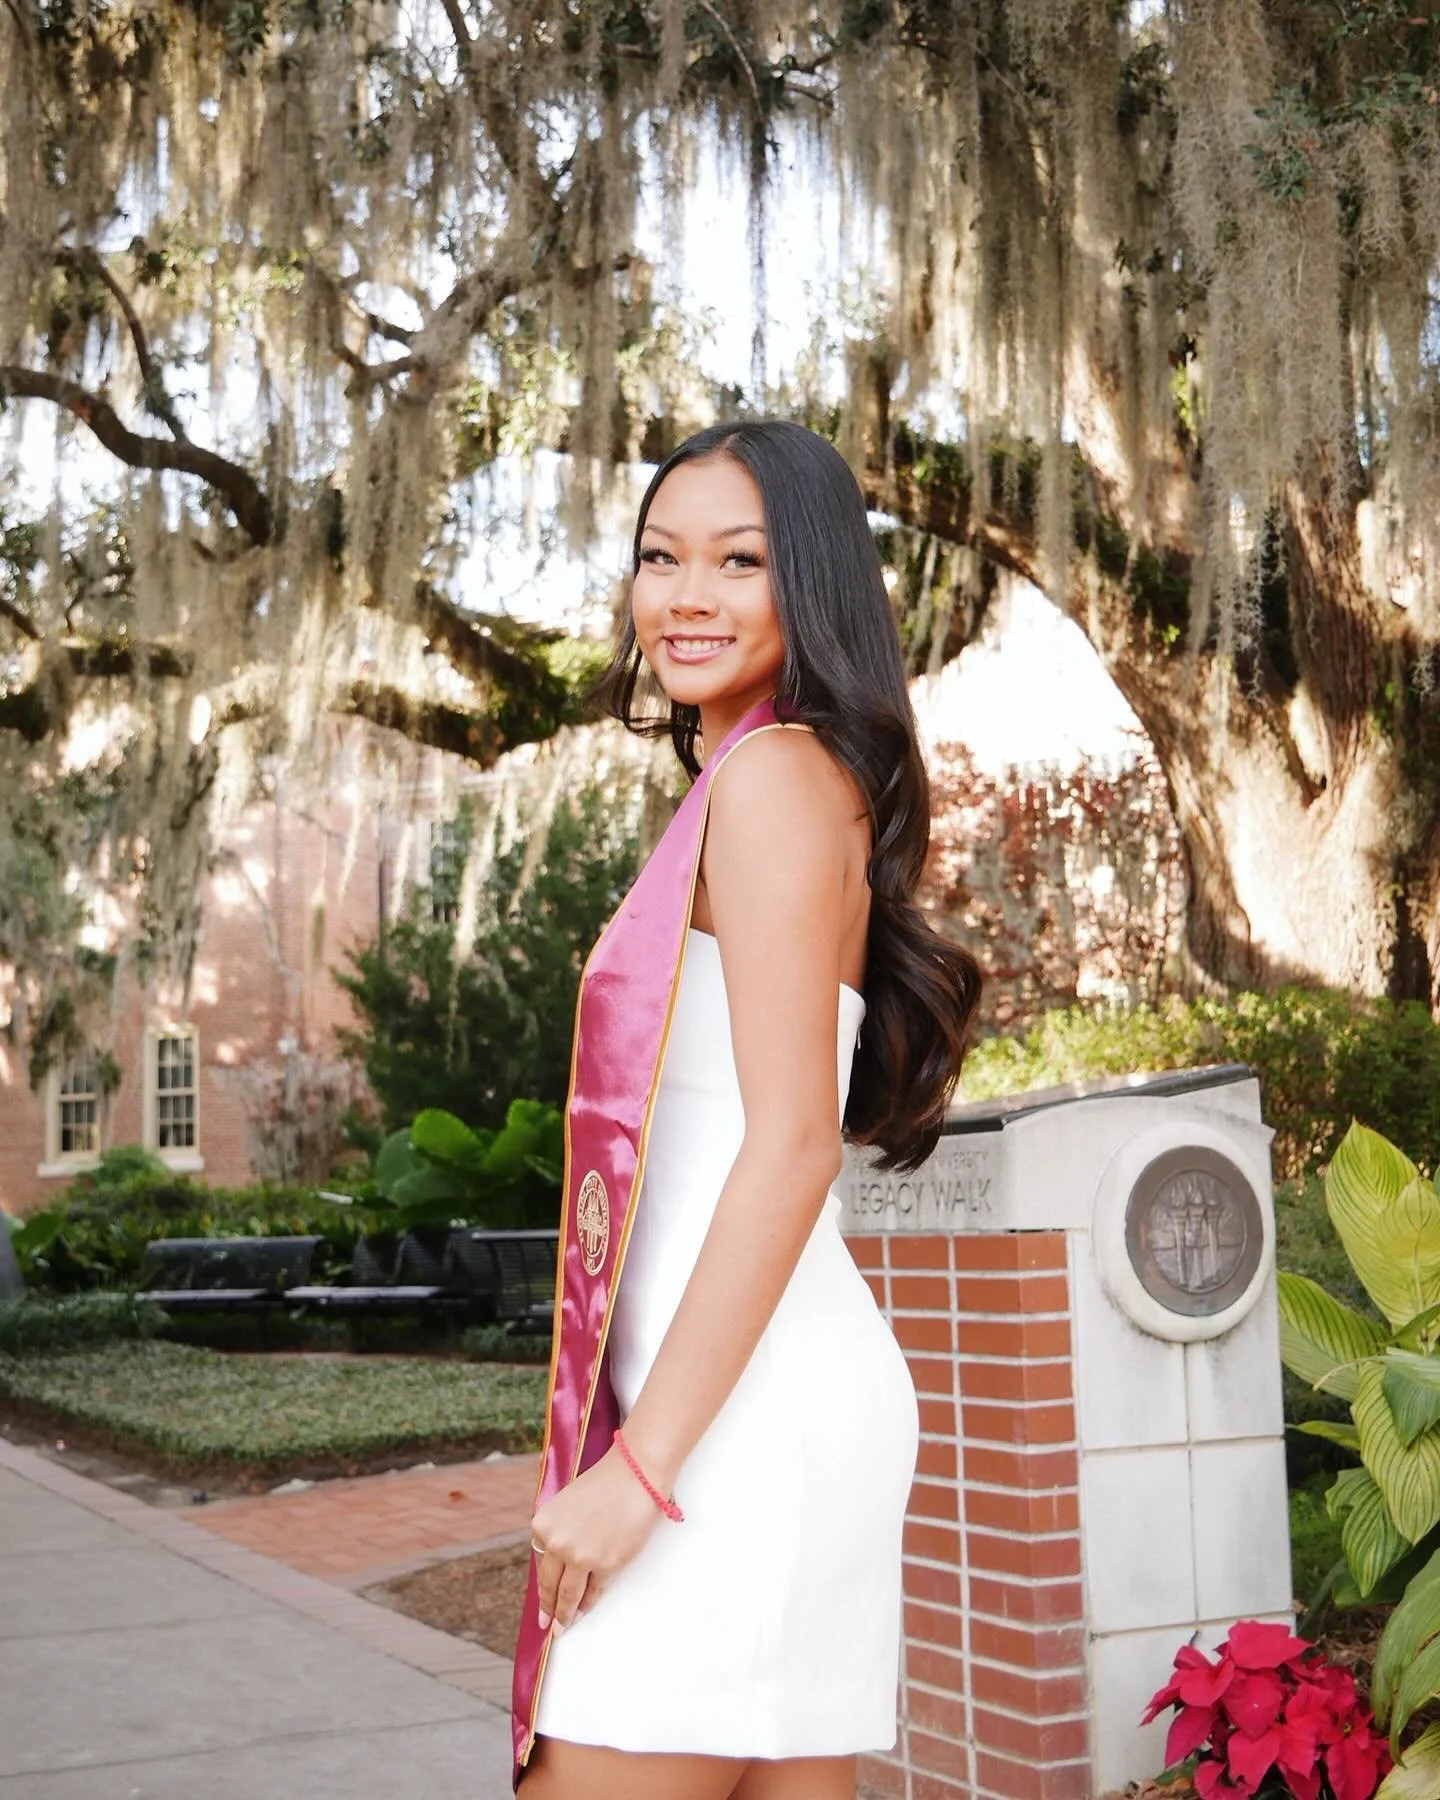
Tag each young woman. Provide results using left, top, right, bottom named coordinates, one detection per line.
left=511, top=419, right=981, bottom=1800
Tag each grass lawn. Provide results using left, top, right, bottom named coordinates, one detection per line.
left=0, top=1340, right=546, bottom=1480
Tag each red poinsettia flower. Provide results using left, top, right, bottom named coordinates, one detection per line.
left=1143, top=1623, right=1390, bottom=1800
left=1166, top=1701, right=1220, bottom=1769
left=1193, top=1757, right=1251, bottom=1800
left=1224, top=1668, right=1287, bottom=1735
left=1325, top=1719, right=1392, bottom=1800
left=1287, top=1678, right=1342, bottom=1744
left=1226, top=1707, right=1323, bottom=1797
left=1145, top=1644, right=1235, bottom=1722
left=1225, top=1620, right=1314, bottom=1670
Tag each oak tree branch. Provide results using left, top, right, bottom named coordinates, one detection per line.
left=0, top=366, right=275, bottom=544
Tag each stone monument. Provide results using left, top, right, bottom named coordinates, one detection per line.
left=838, top=1064, right=1290, bottom=1800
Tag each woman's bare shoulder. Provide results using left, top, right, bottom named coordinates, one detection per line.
left=708, top=724, right=861, bottom=840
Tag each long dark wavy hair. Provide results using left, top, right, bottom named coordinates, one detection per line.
left=596, top=418, right=982, bottom=1173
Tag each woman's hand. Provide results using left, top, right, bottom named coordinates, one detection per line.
left=530, top=1443, right=664, bottom=1633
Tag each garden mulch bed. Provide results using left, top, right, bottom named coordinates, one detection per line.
left=366, top=1539, right=532, bottom=1660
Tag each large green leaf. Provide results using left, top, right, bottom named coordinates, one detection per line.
left=1393, top=1635, right=1440, bottom=1749
left=1384, top=1351, right=1440, bottom=1448
left=1336, top=1521, right=1440, bottom=1611
left=1370, top=1543, right=1440, bottom=1728
left=1327, top=1125, right=1440, bottom=1328
left=1278, top=1271, right=1386, bottom=1399
left=411, top=1108, right=490, bottom=1172
left=1297, top=1419, right=1361, bottom=1450
left=1396, top=1302, right=1440, bottom=1355
left=390, top=1163, right=472, bottom=1210
left=1355, top=1362, right=1440, bottom=1544
left=373, top=1128, right=420, bottom=1198
left=1376, top=1721, right=1440, bottom=1800
left=1327, top=1465, right=1412, bottom=1597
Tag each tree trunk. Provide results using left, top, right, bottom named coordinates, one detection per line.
left=1141, top=668, right=1440, bottom=1005
left=864, top=431, right=1440, bottom=1008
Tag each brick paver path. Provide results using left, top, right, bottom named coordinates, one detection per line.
left=191, top=1451, right=541, bottom=1586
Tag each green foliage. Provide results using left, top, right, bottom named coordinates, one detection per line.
left=13, top=1166, right=363, bottom=1295
left=460, top=1323, right=553, bottom=1364
left=962, top=987, right=1440, bottom=1181
left=1379, top=1722, right=1440, bottom=1800
left=0, top=1340, right=545, bottom=1473
left=367, top=1100, right=563, bottom=1231
left=0, top=1293, right=159, bottom=1356
left=1276, top=1125, right=1440, bottom=1744
left=1290, top=1474, right=1345, bottom=1606
left=75, top=1144, right=169, bottom=1183
left=337, top=785, right=640, bottom=1133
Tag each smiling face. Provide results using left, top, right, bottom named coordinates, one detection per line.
left=631, top=454, right=785, bottom=739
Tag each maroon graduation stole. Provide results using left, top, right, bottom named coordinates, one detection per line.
left=511, top=696, right=784, bottom=1783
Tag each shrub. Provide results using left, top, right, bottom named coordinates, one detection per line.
left=922, top=740, right=1184, bottom=1028
left=16, top=1168, right=364, bottom=1295
left=336, top=785, right=639, bottom=1133
left=962, top=988, right=1440, bottom=1181
left=0, top=1292, right=159, bottom=1355
left=462, top=1323, right=551, bottom=1364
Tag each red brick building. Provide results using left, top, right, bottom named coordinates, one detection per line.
left=0, top=748, right=464, bottom=1216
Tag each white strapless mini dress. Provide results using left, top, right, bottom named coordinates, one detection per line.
left=533, top=928, right=920, bottom=1759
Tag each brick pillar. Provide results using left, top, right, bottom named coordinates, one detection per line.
left=848, top=1230, right=1090, bottom=1800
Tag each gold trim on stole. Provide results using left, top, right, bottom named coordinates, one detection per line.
left=520, top=720, right=796, bottom=1767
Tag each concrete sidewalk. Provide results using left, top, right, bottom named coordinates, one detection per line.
left=0, top=1438, right=515, bottom=1799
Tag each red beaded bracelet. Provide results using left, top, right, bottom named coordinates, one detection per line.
left=613, top=1428, right=685, bottom=1523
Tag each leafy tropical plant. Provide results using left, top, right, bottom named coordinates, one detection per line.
left=4, top=1207, right=65, bottom=1284
left=364, top=1101, right=564, bottom=1233
left=1278, top=1123, right=1440, bottom=1770
left=1142, top=1619, right=1390, bottom=1800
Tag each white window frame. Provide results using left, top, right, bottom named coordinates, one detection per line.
left=38, top=1052, right=105, bottom=1178
left=427, top=815, right=466, bottom=926
left=143, top=1027, right=204, bottom=1174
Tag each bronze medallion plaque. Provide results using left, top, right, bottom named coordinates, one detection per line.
left=1124, top=1146, right=1264, bottom=1318
left=576, top=1169, right=610, bottom=1276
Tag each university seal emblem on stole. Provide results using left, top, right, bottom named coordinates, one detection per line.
left=576, top=1169, right=609, bottom=1275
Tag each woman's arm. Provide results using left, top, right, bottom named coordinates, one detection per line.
left=530, top=729, right=865, bottom=1630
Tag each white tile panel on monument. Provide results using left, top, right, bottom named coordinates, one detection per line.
left=1190, top=1439, right=1293, bottom=1621
left=1070, top=1236, right=1188, bottom=1452
left=1184, top=1287, right=1285, bottom=1443
left=1080, top=1446, right=1196, bottom=1635
left=1089, top=1624, right=1192, bottom=1795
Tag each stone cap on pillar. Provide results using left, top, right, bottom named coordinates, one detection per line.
left=839, top=1060, right=1275, bottom=1345
left=942, top=1061, right=1258, bottom=1133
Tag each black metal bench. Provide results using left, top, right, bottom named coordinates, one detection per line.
left=286, top=1230, right=453, bottom=1315
left=286, top=1227, right=556, bottom=1332
left=136, top=1235, right=329, bottom=1313
left=132, top=1227, right=557, bottom=1341
left=447, top=1228, right=557, bottom=1331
